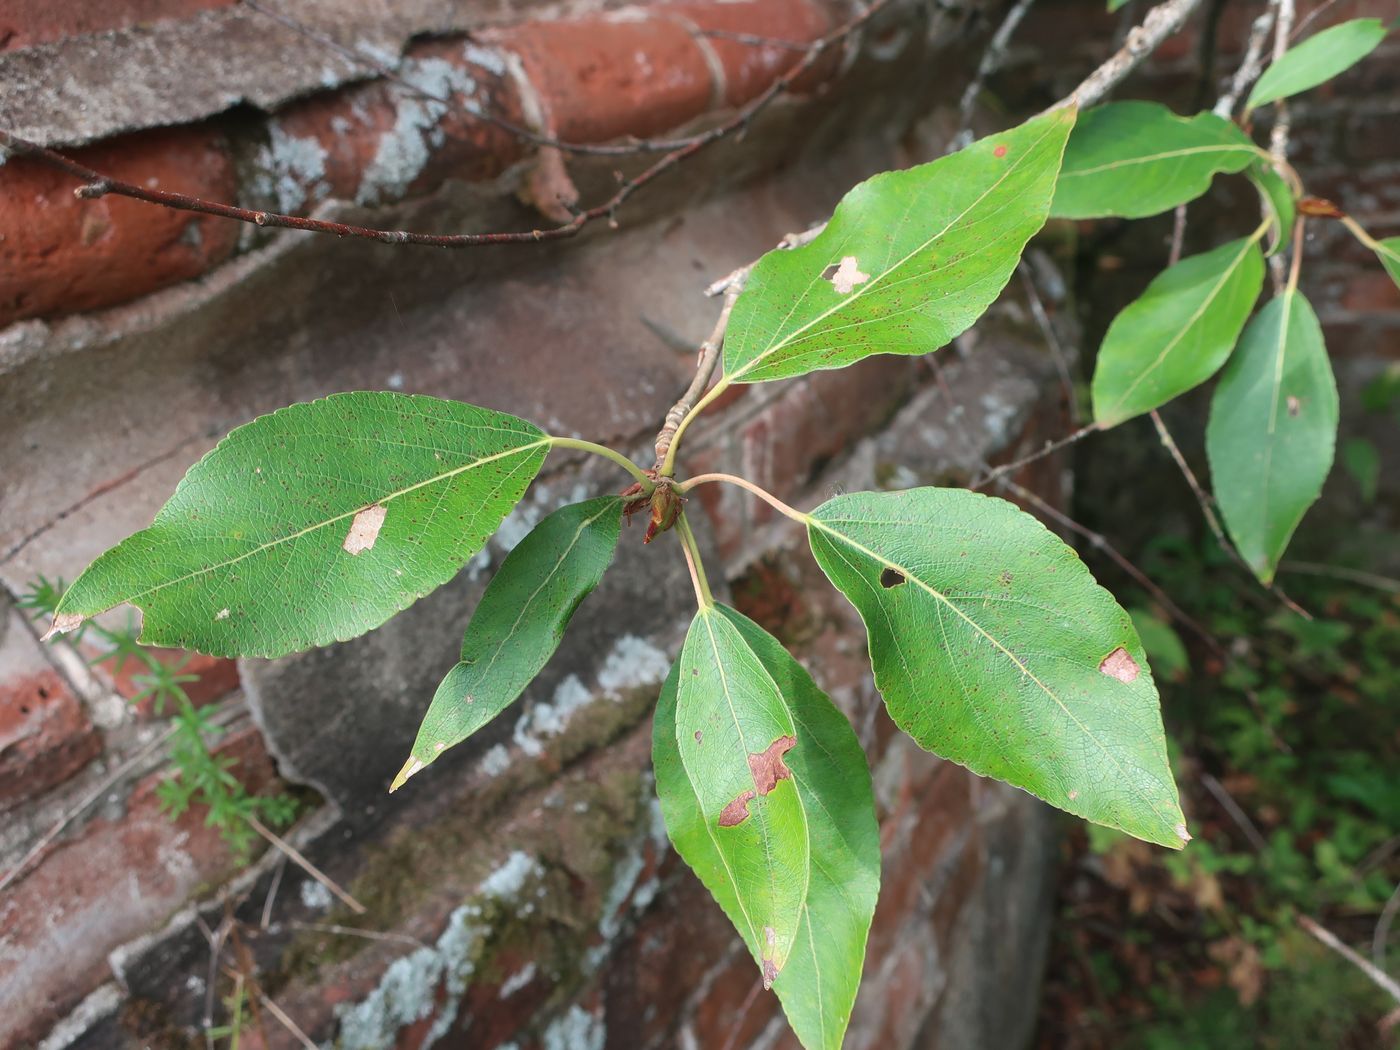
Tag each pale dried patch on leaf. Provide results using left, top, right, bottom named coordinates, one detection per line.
left=41, top=612, right=86, bottom=641
left=826, top=255, right=870, bottom=294
left=748, top=734, right=795, bottom=795
left=1175, top=822, right=1192, bottom=843
left=215, top=608, right=231, bottom=621
left=343, top=504, right=388, bottom=555
left=1098, top=646, right=1140, bottom=683
left=388, top=756, right=424, bottom=793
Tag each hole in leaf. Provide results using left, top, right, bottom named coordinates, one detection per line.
left=880, top=568, right=906, bottom=588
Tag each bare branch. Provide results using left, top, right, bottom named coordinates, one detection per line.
left=951, top=0, right=1037, bottom=152
left=1214, top=3, right=1278, bottom=117
left=1298, top=915, right=1400, bottom=1007
left=1061, top=0, right=1207, bottom=109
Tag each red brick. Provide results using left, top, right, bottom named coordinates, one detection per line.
left=0, top=126, right=239, bottom=326
left=269, top=38, right=526, bottom=208
left=0, top=669, right=100, bottom=807
left=0, top=0, right=234, bottom=52
left=1341, top=269, right=1400, bottom=312
left=669, top=0, right=834, bottom=106
left=0, top=723, right=278, bottom=1047
left=482, top=14, right=715, bottom=143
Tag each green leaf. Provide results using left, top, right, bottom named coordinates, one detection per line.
left=1092, top=236, right=1265, bottom=427
left=1340, top=438, right=1380, bottom=504
left=721, top=107, right=1075, bottom=384
left=1207, top=291, right=1339, bottom=583
left=654, top=606, right=878, bottom=1049
left=1373, top=237, right=1400, bottom=289
left=52, top=392, right=549, bottom=658
left=664, top=607, right=810, bottom=985
left=392, top=496, right=623, bottom=790
left=1107, top=0, right=1131, bottom=10
left=1248, top=160, right=1295, bottom=256
left=1247, top=19, right=1388, bottom=109
left=807, top=488, right=1187, bottom=849
left=1051, top=102, right=1260, bottom=220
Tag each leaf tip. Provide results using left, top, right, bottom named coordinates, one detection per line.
left=389, top=756, right=424, bottom=793
left=1175, top=822, right=1192, bottom=845
left=41, top=611, right=86, bottom=642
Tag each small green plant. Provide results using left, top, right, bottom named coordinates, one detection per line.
left=20, top=575, right=296, bottom=857
left=33, top=16, right=1396, bottom=1046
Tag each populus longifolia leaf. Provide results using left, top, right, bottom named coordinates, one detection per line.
left=654, top=605, right=879, bottom=1050
left=1207, top=290, right=1338, bottom=584
left=1051, top=102, right=1260, bottom=220
left=807, top=488, right=1188, bottom=849
left=720, top=106, right=1075, bottom=384
left=1246, top=18, right=1388, bottom=110
left=49, top=393, right=550, bottom=658
left=1092, top=234, right=1265, bottom=427
left=1374, top=236, right=1400, bottom=289
left=1248, top=159, right=1296, bottom=256
left=391, top=496, right=623, bottom=791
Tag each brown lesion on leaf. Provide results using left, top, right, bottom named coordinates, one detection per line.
left=762, top=925, right=780, bottom=988
left=748, top=734, right=795, bottom=795
left=718, top=790, right=756, bottom=827
left=718, top=734, right=797, bottom=828
left=343, top=503, right=387, bottom=555
left=880, top=567, right=906, bottom=588
left=1099, top=645, right=1141, bottom=683
left=1286, top=395, right=1301, bottom=417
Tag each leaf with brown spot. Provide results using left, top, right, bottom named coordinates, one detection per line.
left=342, top=504, right=387, bottom=555
left=723, top=108, right=1075, bottom=384
left=1099, top=646, right=1141, bottom=683
left=1207, top=291, right=1338, bottom=583
left=654, top=606, right=879, bottom=1050
left=52, top=392, right=550, bottom=658
left=808, top=487, right=1187, bottom=849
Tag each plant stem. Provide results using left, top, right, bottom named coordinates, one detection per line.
left=679, top=473, right=809, bottom=524
left=675, top=513, right=715, bottom=609
left=660, top=377, right=731, bottom=477
left=1340, top=214, right=1387, bottom=254
left=1286, top=216, right=1306, bottom=293
left=547, top=436, right=653, bottom=488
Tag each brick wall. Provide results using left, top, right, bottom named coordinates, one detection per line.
left=11, top=0, right=1390, bottom=1046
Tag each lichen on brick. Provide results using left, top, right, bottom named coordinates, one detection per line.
left=357, top=58, right=479, bottom=207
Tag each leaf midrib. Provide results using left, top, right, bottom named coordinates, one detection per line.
left=727, top=113, right=1066, bottom=383
left=104, top=439, right=550, bottom=608
left=1061, top=142, right=1258, bottom=180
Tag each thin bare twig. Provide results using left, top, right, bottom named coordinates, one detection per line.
left=246, top=815, right=366, bottom=915
left=249, top=983, right=320, bottom=1049
left=0, top=0, right=890, bottom=250
left=1017, top=261, right=1079, bottom=422
left=1063, top=0, right=1208, bottom=109
left=1279, top=561, right=1400, bottom=594
left=1265, top=0, right=1297, bottom=292
left=288, top=920, right=429, bottom=950
left=1214, top=2, right=1278, bottom=117
left=1376, top=881, right=1400, bottom=970
left=951, top=0, right=1037, bottom=152
left=653, top=282, right=743, bottom=471
left=968, top=423, right=1100, bottom=490
left=1200, top=771, right=1269, bottom=852
left=1298, top=914, right=1400, bottom=1006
